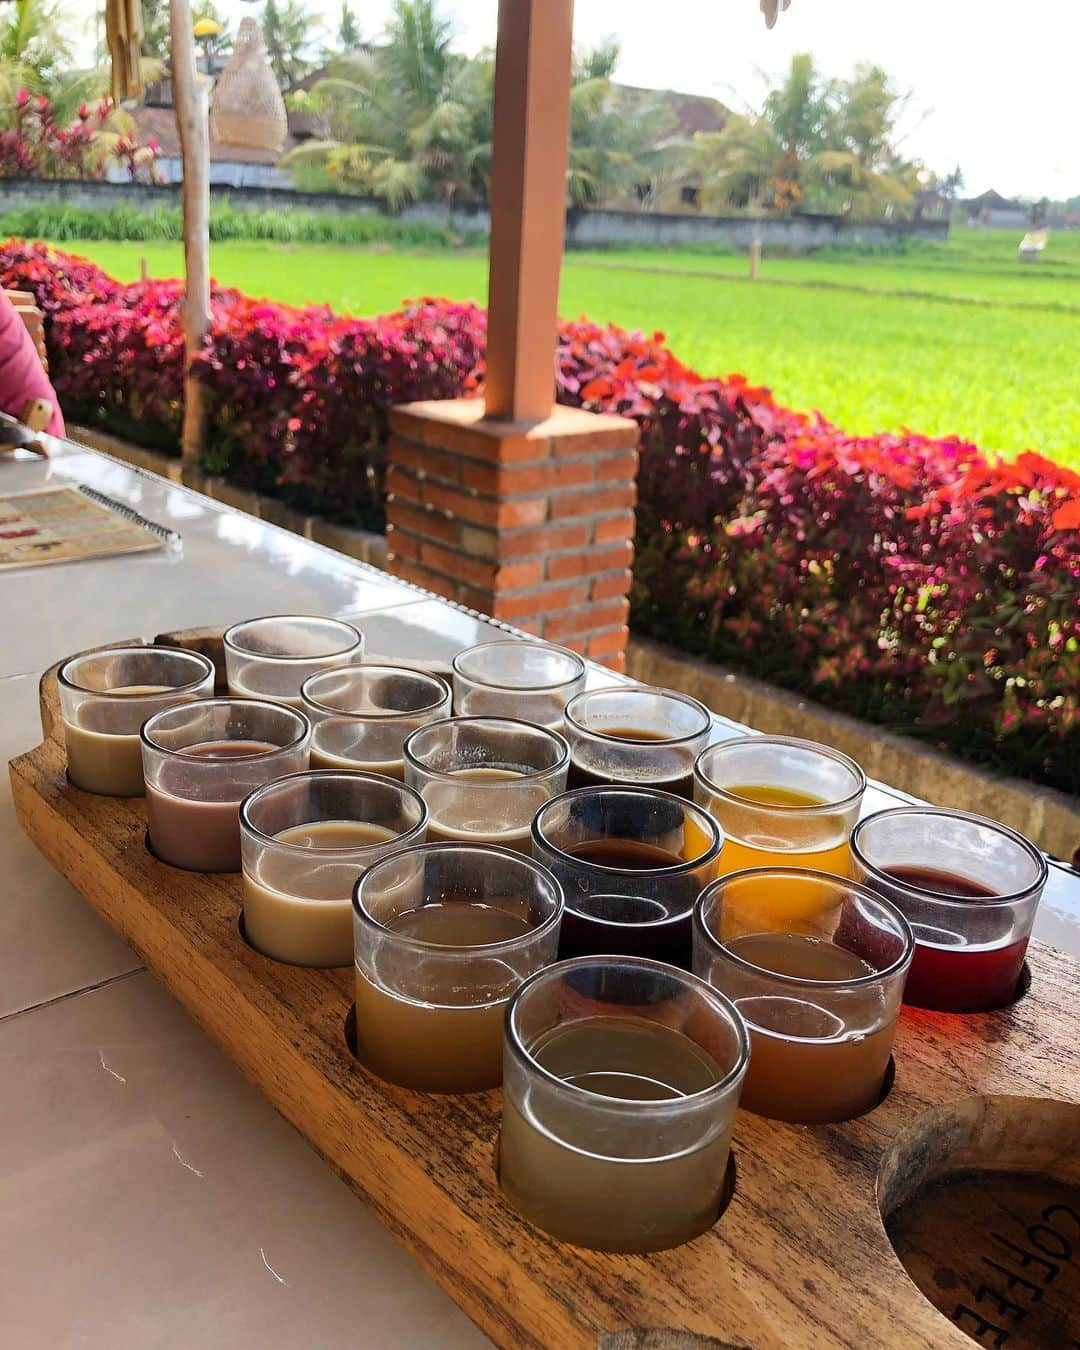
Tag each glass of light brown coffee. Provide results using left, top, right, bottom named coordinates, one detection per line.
left=499, top=954, right=749, bottom=1252
left=301, top=664, right=451, bottom=778
left=403, top=716, right=569, bottom=854
left=224, top=614, right=363, bottom=707
left=352, top=843, right=563, bottom=1092
left=240, top=770, right=428, bottom=967
left=564, top=684, right=711, bottom=798
left=693, top=869, right=913, bottom=1124
left=59, top=646, right=215, bottom=796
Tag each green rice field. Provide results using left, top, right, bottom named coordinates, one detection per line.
left=44, top=228, right=1080, bottom=465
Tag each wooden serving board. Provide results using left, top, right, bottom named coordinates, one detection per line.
left=10, top=632, right=1080, bottom=1350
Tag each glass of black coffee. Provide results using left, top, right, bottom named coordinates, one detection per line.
left=531, top=786, right=723, bottom=968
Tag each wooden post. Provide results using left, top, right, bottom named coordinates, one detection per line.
left=169, top=0, right=211, bottom=463
left=483, top=0, right=575, bottom=422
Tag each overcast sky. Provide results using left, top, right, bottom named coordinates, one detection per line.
left=123, top=0, right=1080, bottom=198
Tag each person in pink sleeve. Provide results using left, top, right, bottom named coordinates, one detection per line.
left=0, top=289, right=65, bottom=437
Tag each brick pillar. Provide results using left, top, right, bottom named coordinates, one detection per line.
left=386, top=399, right=640, bottom=672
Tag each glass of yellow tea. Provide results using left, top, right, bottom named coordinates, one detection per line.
left=693, top=869, right=912, bottom=1124
left=301, top=664, right=451, bottom=778
left=403, top=716, right=569, bottom=853
left=451, top=640, right=586, bottom=728
left=499, top=955, right=749, bottom=1252
left=59, top=645, right=215, bottom=796
left=352, top=843, right=563, bottom=1092
left=563, top=684, right=711, bottom=798
left=531, top=786, right=723, bottom=968
left=240, top=770, right=427, bottom=967
left=694, top=735, right=865, bottom=886
left=224, top=614, right=363, bottom=708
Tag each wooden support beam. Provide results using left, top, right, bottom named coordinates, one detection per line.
left=169, top=0, right=211, bottom=463
left=483, top=0, right=575, bottom=423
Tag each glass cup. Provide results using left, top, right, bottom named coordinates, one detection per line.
left=531, top=786, right=723, bottom=968
left=694, top=735, right=866, bottom=895
left=564, top=684, right=712, bottom=799
left=58, top=646, right=215, bottom=796
left=693, top=869, right=913, bottom=1123
left=141, top=698, right=310, bottom=872
left=301, top=664, right=452, bottom=778
left=850, top=807, right=1048, bottom=1013
left=223, top=614, right=363, bottom=707
left=240, top=770, right=428, bottom=968
left=403, top=716, right=569, bottom=853
left=499, top=955, right=749, bottom=1252
left=451, top=640, right=586, bottom=728
left=352, top=843, right=563, bottom=1092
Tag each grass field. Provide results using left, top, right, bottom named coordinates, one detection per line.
left=41, top=227, right=1080, bottom=465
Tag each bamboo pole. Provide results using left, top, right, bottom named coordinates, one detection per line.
left=483, top=0, right=575, bottom=422
left=169, top=0, right=210, bottom=463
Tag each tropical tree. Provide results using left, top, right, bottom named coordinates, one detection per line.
left=336, top=2, right=361, bottom=51
left=0, top=0, right=74, bottom=103
left=261, top=0, right=315, bottom=90
left=284, top=0, right=490, bottom=206
left=688, top=53, right=916, bottom=217
left=566, top=41, right=674, bottom=208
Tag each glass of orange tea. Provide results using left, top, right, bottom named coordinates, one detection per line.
left=694, top=735, right=865, bottom=885
left=352, top=843, right=563, bottom=1092
left=403, top=716, right=569, bottom=853
left=563, top=685, right=711, bottom=798
left=693, top=869, right=912, bottom=1123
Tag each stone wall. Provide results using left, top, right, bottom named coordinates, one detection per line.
left=2, top=177, right=949, bottom=252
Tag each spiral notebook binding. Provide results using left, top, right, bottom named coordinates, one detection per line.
left=77, top=484, right=182, bottom=547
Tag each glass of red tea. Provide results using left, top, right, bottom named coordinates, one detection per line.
left=850, top=807, right=1048, bottom=1013
left=531, top=786, right=723, bottom=968
left=499, top=955, right=749, bottom=1252
left=693, top=869, right=913, bottom=1123
left=563, top=685, right=712, bottom=798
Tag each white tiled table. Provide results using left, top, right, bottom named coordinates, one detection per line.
left=2, top=440, right=1077, bottom=1349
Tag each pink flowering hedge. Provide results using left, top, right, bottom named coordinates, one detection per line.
left=3, top=240, right=1077, bottom=792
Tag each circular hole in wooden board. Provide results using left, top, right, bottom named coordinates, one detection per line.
left=878, top=1095, right=1079, bottom=1349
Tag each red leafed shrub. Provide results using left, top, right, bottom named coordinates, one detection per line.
left=194, top=295, right=486, bottom=525
left=3, top=241, right=1076, bottom=790
left=0, top=92, right=157, bottom=182
left=632, top=430, right=1079, bottom=790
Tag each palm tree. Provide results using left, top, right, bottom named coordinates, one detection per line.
left=688, top=53, right=914, bottom=217
left=0, top=0, right=73, bottom=104
left=284, top=0, right=489, bottom=207
left=262, top=0, right=315, bottom=90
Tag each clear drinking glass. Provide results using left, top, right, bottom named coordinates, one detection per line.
left=224, top=614, right=363, bottom=707
left=240, top=770, right=428, bottom=967
left=452, top=640, right=586, bottom=727
left=58, top=646, right=214, bottom=796
left=403, top=716, right=569, bottom=853
left=352, top=843, right=563, bottom=1092
left=694, top=735, right=866, bottom=886
left=693, top=869, right=913, bottom=1124
left=141, top=698, right=310, bottom=872
left=531, top=786, right=723, bottom=968
left=301, top=664, right=451, bottom=778
left=850, top=807, right=1048, bottom=1012
left=564, top=685, right=711, bottom=798
left=499, top=955, right=749, bottom=1252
